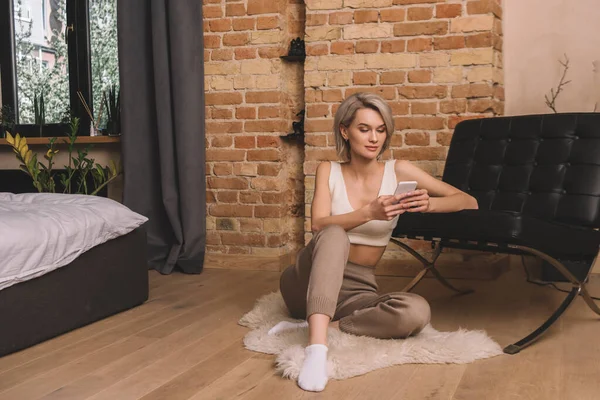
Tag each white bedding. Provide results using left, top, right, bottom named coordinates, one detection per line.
left=0, top=193, right=148, bottom=291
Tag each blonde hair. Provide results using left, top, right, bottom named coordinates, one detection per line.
left=333, top=92, right=394, bottom=161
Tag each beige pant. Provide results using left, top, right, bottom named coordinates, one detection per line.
left=280, top=224, right=431, bottom=339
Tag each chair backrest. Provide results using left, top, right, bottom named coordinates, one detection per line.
left=443, top=113, right=600, bottom=228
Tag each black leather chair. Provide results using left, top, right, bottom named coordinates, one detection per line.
left=392, top=113, right=600, bottom=354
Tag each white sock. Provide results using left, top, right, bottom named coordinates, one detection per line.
left=298, top=344, right=329, bottom=392
left=268, top=320, right=308, bottom=336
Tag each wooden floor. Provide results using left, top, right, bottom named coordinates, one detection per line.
left=0, top=264, right=599, bottom=400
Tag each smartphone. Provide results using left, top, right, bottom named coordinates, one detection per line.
left=394, top=181, right=418, bottom=203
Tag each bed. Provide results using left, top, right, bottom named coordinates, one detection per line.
left=0, top=193, right=149, bottom=357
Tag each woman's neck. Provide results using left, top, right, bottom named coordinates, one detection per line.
left=344, top=155, right=381, bottom=181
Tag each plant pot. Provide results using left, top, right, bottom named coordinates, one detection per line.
left=14, top=123, right=71, bottom=138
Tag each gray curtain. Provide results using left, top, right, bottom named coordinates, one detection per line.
left=117, top=0, right=206, bottom=274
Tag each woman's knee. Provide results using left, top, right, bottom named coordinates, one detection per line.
left=391, top=293, right=431, bottom=338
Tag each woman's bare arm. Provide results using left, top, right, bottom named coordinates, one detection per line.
left=394, top=160, right=478, bottom=213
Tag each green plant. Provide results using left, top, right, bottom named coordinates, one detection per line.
left=5, top=117, right=119, bottom=195
left=0, top=105, right=16, bottom=137
left=103, top=84, right=120, bottom=135
left=34, top=91, right=46, bottom=136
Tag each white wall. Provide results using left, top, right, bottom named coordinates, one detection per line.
left=503, top=0, right=600, bottom=115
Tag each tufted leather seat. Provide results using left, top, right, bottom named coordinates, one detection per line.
left=394, top=113, right=600, bottom=262
left=392, top=113, right=600, bottom=354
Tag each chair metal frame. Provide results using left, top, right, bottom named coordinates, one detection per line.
left=390, top=237, right=600, bottom=354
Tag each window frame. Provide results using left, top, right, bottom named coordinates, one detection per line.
left=0, top=0, right=93, bottom=136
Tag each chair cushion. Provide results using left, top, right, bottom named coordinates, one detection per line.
left=393, top=210, right=600, bottom=260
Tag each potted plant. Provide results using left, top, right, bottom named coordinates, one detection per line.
left=103, top=85, right=120, bottom=136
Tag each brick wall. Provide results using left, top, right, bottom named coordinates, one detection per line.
left=203, top=0, right=504, bottom=269
left=203, top=0, right=306, bottom=266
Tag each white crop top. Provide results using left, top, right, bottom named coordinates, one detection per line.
left=329, top=160, right=399, bottom=246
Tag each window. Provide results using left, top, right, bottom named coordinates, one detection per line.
left=0, top=0, right=119, bottom=136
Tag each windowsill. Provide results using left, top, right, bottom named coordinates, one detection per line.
left=0, top=136, right=121, bottom=145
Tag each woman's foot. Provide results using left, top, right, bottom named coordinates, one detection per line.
left=298, top=344, right=328, bottom=392
left=268, top=320, right=308, bottom=335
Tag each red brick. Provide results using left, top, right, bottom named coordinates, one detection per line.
left=451, top=83, right=493, bottom=98
left=381, top=39, right=406, bottom=53
left=305, top=148, right=338, bottom=161
left=305, top=134, right=328, bottom=146
left=322, top=89, right=343, bottom=102
left=206, top=149, right=246, bottom=162
left=392, top=147, right=448, bottom=161
left=216, top=191, right=238, bottom=203
left=247, top=149, right=281, bottom=161
left=381, top=71, right=406, bottom=85
left=245, top=120, right=285, bottom=132
left=211, top=49, right=233, bottom=61
left=267, top=234, right=287, bottom=247
left=447, top=115, right=485, bottom=128
left=306, top=44, right=328, bottom=56
left=436, top=4, right=462, bottom=18
left=247, top=0, right=281, bottom=15
left=466, top=32, right=492, bottom=48
left=394, top=21, right=448, bottom=36
left=394, top=0, right=440, bottom=4
left=390, top=133, right=403, bottom=146
left=240, top=219, right=262, bottom=232
left=225, top=246, right=252, bottom=255
left=223, top=33, right=250, bottom=46
left=206, top=191, right=216, bottom=203
left=405, top=132, right=430, bottom=146
left=226, top=3, right=246, bottom=16
left=232, top=18, right=255, bottom=31
left=354, top=10, right=379, bottom=23
left=221, top=232, right=265, bottom=246
left=211, top=136, right=233, bottom=147
left=331, top=42, right=354, bottom=55
left=381, top=9, right=406, bottom=22
left=206, top=231, right=220, bottom=245
left=258, top=106, right=281, bottom=118
left=234, top=136, right=256, bottom=148
left=395, top=116, right=444, bottom=130
left=356, top=41, right=379, bottom=54
left=440, top=99, right=467, bottom=113
left=398, top=85, right=447, bottom=99
left=206, top=121, right=243, bottom=133
left=436, top=131, right=453, bottom=145
left=240, top=191, right=261, bottom=203
left=203, top=5, right=222, bottom=19
left=211, top=108, right=232, bottom=119
left=433, top=35, right=465, bottom=50
left=407, top=38, right=432, bottom=52
left=306, top=14, right=328, bottom=26
left=353, top=71, right=378, bottom=85
left=468, top=98, right=495, bottom=113
left=255, top=205, right=285, bottom=218
left=213, top=163, right=233, bottom=176
left=236, top=107, right=256, bottom=119
left=257, top=135, right=281, bottom=147
left=408, top=70, right=432, bottom=83
left=345, top=86, right=396, bottom=100
left=257, top=16, right=280, bottom=29
left=204, top=35, right=221, bottom=49
left=329, top=12, right=353, bottom=25
left=258, top=47, right=282, bottom=58
left=407, top=6, right=433, bottom=21
left=207, top=176, right=248, bottom=190
left=258, top=164, right=281, bottom=176
left=411, top=101, right=437, bottom=114
left=246, top=91, right=280, bottom=104
left=467, top=0, right=492, bottom=15
left=209, top=19, right=232, bottom=32
left=390, top=101, right=410, bottom=115
left=307, top=104, right=330, bottom=118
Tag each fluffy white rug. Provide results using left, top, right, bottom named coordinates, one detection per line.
left=238, top=292, right=503, bottom=381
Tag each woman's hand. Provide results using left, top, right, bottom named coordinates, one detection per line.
left=366, top=194, right=408, bottom=221
left=398, top=189, right=430, bottom=213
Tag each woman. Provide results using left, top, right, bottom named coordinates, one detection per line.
left=272, top=92, right=478, bottom=392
